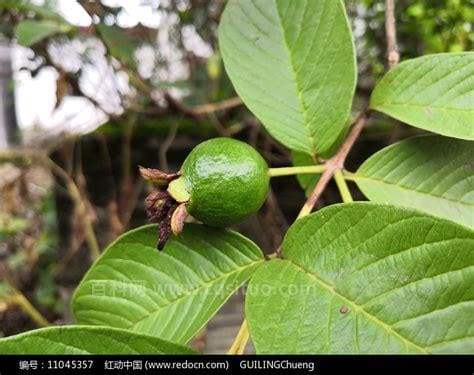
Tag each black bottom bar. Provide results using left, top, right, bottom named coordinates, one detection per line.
left=0, top=355, right=472, bottom=375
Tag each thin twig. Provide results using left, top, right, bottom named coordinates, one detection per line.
left=121, top=116, right=136, bottom=188
left=96, top=134, right=124, bottom=237
left=192, top=97, right=242, bottom=114
left=120, top=179, right=145, bottom=230
left=385, top=0, right=399, bottom=69
left=207, top=112, right=231, bottom=136
left=163, top=93, right=202, bottom=121
left=159, top=122, right=180, bottom=172
left=47, top=158, right=101, bottom=260
left=165, top=93, right=244, bottom=123
left=3, top=279, right=49, bottom=328
left=9, top=290, right=50, bottom=327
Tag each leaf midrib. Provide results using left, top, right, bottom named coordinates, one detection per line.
left=354, top=174, right=473, bottom=207
left=372, top=101, right=474, bottom=114
left=286, top=259, right=428, bottom=353
left=273, top=0, right=317, bottom=155
left=128, top=258, right=264, bottom=330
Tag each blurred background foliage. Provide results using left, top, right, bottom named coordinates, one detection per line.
left=0, top=0, right=472, bottom=347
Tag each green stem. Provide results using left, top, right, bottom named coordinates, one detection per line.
left=342, top=170, right=357, bottom=181
left=8, top=286, right=50, bottom=328
left=268, top=165, right=325, bottom=178
left=334, top=169, right=353, bottom=203
left=227, top=319, right=249, bottom=355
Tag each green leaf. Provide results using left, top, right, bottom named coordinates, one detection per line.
left=96, top=23, right=136, bottom=67
left=219, top=0, right=357, bottom=156
left=353, top=135, right=474, bottom=229
left=72, top=224, right=264, bottom=344
left=371, top=53, right=474, bottom=140
left=0, top=326, right=195, bottom=354
left=16, top=20, right=72, bottom=46
left=246, top=203, right=474, bottom=354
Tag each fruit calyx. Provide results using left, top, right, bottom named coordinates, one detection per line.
left=139, top=166, right=189, bottom=250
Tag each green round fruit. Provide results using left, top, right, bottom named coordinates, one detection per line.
left=178, top=137, right=269, bottom=227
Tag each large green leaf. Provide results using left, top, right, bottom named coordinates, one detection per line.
left=96, top=23, right=136, bottom=67
left=352, top=135, right=474, bottom=228
left=0, top=326, right=195, bottom=354
left=16, top=20, right=72, bottom=46
left=371, top=53, right=474, bottom=140
left=72, top=224, right=263, bottom=344
left=219, top=0, right=357, bottom=156
left=246, top=203, right=474, bottom=354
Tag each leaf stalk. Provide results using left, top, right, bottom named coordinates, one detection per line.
left=227, top=319, right=249, bottom=355
left=268, top=165, right=325, bottom=177
left=334, top=169, right=353, bottom=203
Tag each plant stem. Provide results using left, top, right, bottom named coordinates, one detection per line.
left=334, top=169, right=353, bottom=203
left=227, top=319, right=249, bottom=354
left=268, top=165, right=325, bottom=178
left=193, top=97, right=242, bottom=114
left=297, top=111, right=370, bottom=218
left=8, top=286, right=49, bottom=328
left=342, top=170, right=357, bottom=181
left=385, top=0, right=400, bottom=69
left=46, top=158, right=101, bottom=260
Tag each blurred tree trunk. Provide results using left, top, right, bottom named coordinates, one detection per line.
left=0, top=38, right=19, bottom=149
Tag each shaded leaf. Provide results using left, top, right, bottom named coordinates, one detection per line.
left=219, top=0, right=357, bottom=156
left=247, top=203, right=474, bottom=353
